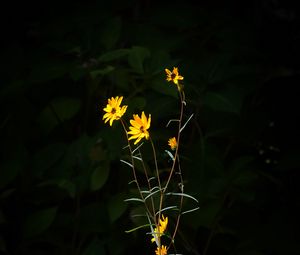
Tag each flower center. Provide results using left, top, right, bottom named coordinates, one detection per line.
left=140, top=126, right=145, bottom=132
left=171, top=73, right=176, bottom=79
left=111, top=107, right=116, bottom=114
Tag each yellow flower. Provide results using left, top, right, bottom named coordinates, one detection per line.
left=127, top=111, right=151, bottom=145
left=165, top=67, right=184, bottom=85
left=151, top=215, right=168, bottom=243
left=103, top=96, right=127, bottom=126
left=155, top=245, right=168, bottom=255
left=168, top=137, right=177, bottom=151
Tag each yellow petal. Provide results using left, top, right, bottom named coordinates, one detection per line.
left=146, top=114, right=151, bottom=129
left=165, top=68, right=171, bottom=75
left=173, top=67, right=179, bottom=75
left=117, top=96, right=123, bottom=107
left=128, top=132, right=141, bottom=139
left=130, top=119, right=141, bottom=128
left=128, top=130, right=140, bottom=135
left=141, top=111, right=147, bottom=125
left=134, top=136, right=142, bottom=145
left=133, top=114, right=143, bottom=126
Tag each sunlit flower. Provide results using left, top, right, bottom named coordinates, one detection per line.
left=151, top=215, right=168, bottom=243
left=128, top=111, right=151, bottom=145
left=103, top=96, right=127, bottom=126
left=165, top=67, right=184, bottom=85
left=168, top=137, right=177, bottom=151
left=155, top=245, right=168, bottom=255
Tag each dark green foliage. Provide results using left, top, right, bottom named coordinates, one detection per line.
left=0, top=0, right=299, bottom=254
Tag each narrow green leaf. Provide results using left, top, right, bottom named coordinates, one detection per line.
left=124, top=198, right=144, bottom=203
left=120, top=159, right=133, bottom=168
left=125, top=224, right=150, bottom=233
left=144, top=189, right=161, bottom=201
left=165, top=192, right=199, bottom=203
left=181, top=207, right=200, bottom=215
left=180, top=113, right=194, bottom=133
left=165, top=150, right=175, bottom=161
left=155, top=206, right=178, bottom=215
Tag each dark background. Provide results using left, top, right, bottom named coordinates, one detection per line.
left=1, top=0, right=300, bottom=254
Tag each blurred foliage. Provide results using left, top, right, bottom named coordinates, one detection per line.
left=0, top=0, right=300, bottom=254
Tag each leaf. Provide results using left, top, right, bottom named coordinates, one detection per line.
left=228, top=156, right=256, bottom=185
left=108, top=193, right=127, bottom=222
left=90, top=164, right=110, bottom=191
left=89, top=144, right=107, bottom=162
left=151, top=76, right=178, bottom=98
left=29, top=59, right=75, bottom=83
left=203, top=91, right=239, bottom=114
left=0, top=145, right=26, bottom=188
left=82, top=238, right=106, bottom=255
left=148, top=50, right=171, bottom=74
left=128, top=46, right=150, bottom=74
left=144, top=189, right=161, bottom=201
left=89, top=65, right=115, bottom=79
left=188, top=199, right=222, bottom=228
left=124, top=198, right=144, bottom=203
left=100, top=17, right=122, bottom=49
left=98, top=49, right=130, bottom=62
left=129, top=97, right=147, bottom=111
left=229, top=156, right=254, bottom=173
left=120, top=159, right=133, bottom=168
left=181, top=207, right=200, bottom=215
left=32, top=143, right=67, bottom=178
left=165, top=192, right=199, bottom=203
left=78, top=203, right=108, bottom=233
left=155, top=206, right=178, bottom=215
left=24, top=207, right=57, bottom=238
left=125, top=224, right=150, bottom=233
left=180, top=113, right=194, bottom=133
left=55, top=179, right=76, bottom=198
left=0, top=160, right=21, bottom=189
left=165, top=150, right=175, bottom=161
left=38, top=97, right=81, bottom=134
left=38, top=179, right=76, bottom=198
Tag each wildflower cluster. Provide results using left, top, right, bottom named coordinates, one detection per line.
left=102, top=67, right=198, bottom=254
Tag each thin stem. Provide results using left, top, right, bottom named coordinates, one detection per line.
left=150, top=137, right=162, bottom=190
left=164, top=88, right=185, bottom=252
left=138, top=149, right=157, bottom=227
left=120, top=119, right=142, bottom=196
left=169, top=156, right=184, bottom=247
left=150, top=136, right=163, bottom=245
left=164, top=91, right=185, bottom=192
left=120, top=119, right=155, bottom=222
